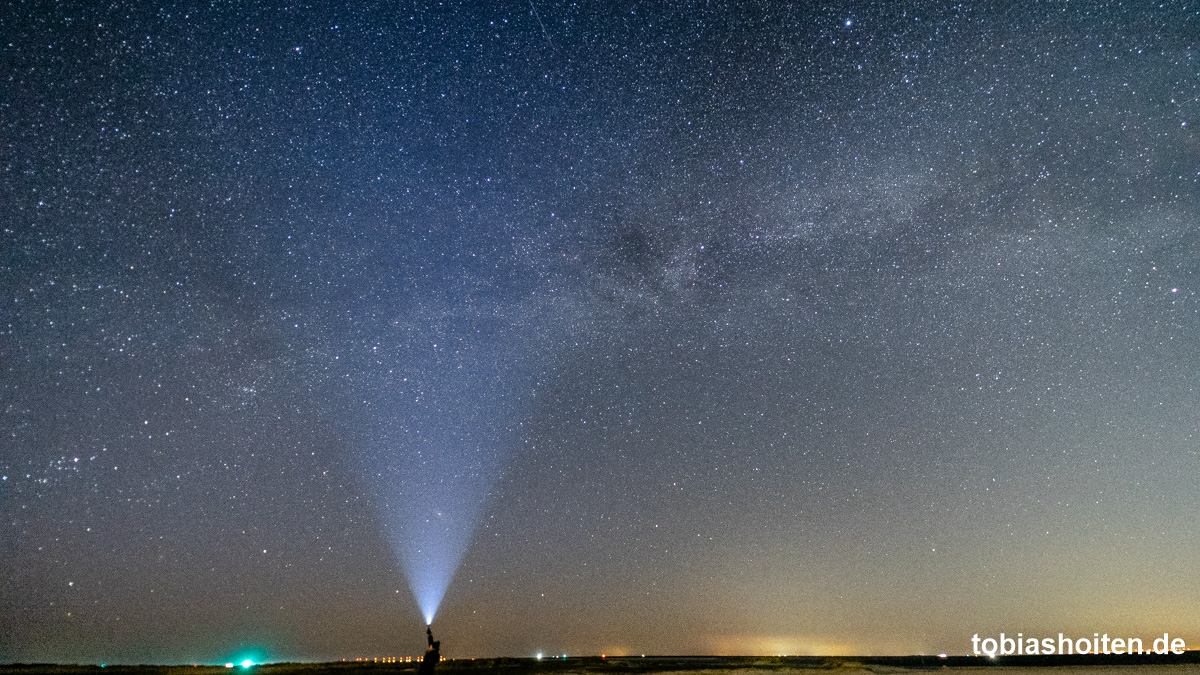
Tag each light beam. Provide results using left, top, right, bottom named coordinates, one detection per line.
left=359, top=297, right=539, bottom=623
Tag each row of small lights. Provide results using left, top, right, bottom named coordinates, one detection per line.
left=341, top=656, right=446, bottom=663
left=109, top=650, right=1188, bottom=669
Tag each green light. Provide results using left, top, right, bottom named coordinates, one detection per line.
left=222, top=648, right=267, bottom=669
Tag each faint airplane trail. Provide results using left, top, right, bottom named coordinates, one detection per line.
left=529, top=0, right=554, bottom=50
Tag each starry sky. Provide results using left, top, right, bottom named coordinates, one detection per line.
left=3, top=0, right=1199, bottom=665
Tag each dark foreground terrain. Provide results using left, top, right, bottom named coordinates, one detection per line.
left=4, top=653, right=1200, bottom=675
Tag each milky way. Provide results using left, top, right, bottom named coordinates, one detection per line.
left=2, top=0, right=1198, bottom=664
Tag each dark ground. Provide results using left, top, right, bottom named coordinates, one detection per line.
left=4, top=653, right=1199, bottom=675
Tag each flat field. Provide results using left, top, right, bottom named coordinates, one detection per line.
left=4, top=654, right=1199, bottom=675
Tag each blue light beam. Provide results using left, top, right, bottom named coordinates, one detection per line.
left=376, top=424, right=511, bottom=625
left=359, top=298, right=538, bottom=624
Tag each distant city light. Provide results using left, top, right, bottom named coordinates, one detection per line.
left=535, top=653, right=543, bottom=660
left=224, top=664, right=234, bottom=669
left=241, top=660, right=254, bottom=668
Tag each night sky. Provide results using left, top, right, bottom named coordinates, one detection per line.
left=3, top=0, right=1199, bottom=665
